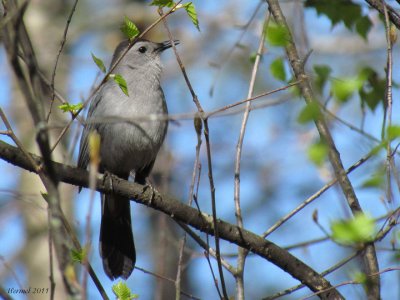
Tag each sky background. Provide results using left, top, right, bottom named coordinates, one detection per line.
left=1, top=0, right=400, bottom=299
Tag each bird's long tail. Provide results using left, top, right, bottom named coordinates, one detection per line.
left=100, top=193, right=135, bottom=280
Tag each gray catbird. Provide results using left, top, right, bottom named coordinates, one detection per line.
left=78, top=38, right=175, bottom=280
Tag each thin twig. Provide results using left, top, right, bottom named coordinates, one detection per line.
left=382, top=1, right=394, bottom=204
left=159, top=8, right=229, bottom=299
left=266, top=1, right=380, bottom=297
left=233, top=11, right=269, bottom=300
left=135, top=266, right=201, bottom=300
left=264, top=251, right=361, bottom=300
left=47, top=0, right=79, bottom=122
left=209, top=0, right=264, bottom=96
left=175, top=115, right=203, bottom=300
left=263, top=151, right=373, bottom=237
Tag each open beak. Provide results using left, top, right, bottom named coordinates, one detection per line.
left=157, top=40, right=180, bottom=52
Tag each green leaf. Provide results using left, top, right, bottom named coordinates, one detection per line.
left=297, top=102, right=321, bottom=124
left=332, top=77, right=363, bottom=103
left=150, top=0, right=174, bottom=7
left=266, top=22, right=290, bottom=47
left=58, top=102, right=83, bottom=114
left=352, top=271, right=368, bottom=284
left=120, top=16, right=140, bottom=41
left=91, top=53, right=106, bottom=73
left=308, top=140, right=328, bottom=166
left=355, top=16, right=372, bottom=40
left=270, top=57, right=286, bottom=81
left=110, top=74, right=129, bottom=96
left=313, top=65, right=332, bottom=94
left=249, top=52, right=257, bottom=64
left=112, top=281, right=138, bottom=300
left=358, top=67, right=386, bottom=111
left=331, top=213, right=376, bottom=245
left=183, top=2, right=200, bottom=31
left=387, top=125, right=400, bottom=140
left=305, top=0, right=372, bottom=39
left=361, top=167, right=385, bottom=189
left=71, top=248, right=87, bottom=264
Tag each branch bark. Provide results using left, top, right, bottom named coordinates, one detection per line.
left=266, top=1, right=381, bottom=298
left=364, top=0, right=400, bottom=29
left=0, top=139, right=343, bottom=299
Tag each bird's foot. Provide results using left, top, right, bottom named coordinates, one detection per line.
left=103, top=171, right=117, bottom=194
left=142, top=180, right=157, bottom=206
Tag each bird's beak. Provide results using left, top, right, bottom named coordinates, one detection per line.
left=157, top=40, right=180, bottom=52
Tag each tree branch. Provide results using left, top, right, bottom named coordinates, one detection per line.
left=0, top=139, right=343, bottom=299
left=266, top=0, right=380, bottom=298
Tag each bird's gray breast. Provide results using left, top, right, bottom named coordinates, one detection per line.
left=92, top=78, right=168, bottom=175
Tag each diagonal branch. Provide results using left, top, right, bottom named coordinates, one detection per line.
left=0, top=139, right=343, bottom=299
left=265, top=1, right=380, bottom=298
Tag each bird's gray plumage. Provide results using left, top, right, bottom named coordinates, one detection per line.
left=78, top=38, right=172, bottom=280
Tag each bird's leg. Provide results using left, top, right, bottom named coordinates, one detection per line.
left=103, top=170, right=116, bottom=194
left=142, top=179, right=157, bottom=206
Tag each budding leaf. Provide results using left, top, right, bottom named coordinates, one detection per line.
left=112, top=281, right=138, bottom=300
left=308, top=141, right=328, bottom=166
left=150, top=0, right=174, bottom=7
left=331, top=213, right=376, bottom=245
left=297, top=102, right=321, bottom=124
left=58, top=102, right=83, bottom=114
left=91, top=52, right=106, bottom=73
left=270, top=57, right=286, bottom=81
left=71, top=247, right=88, bottom=264
left=88, top=131, right=101, bottom=166
left=110, top=74, right=129, bottom=96
left=120, top=16, right=140, bottom=41
left=183, top=2, right=200, bottom=31
left=266, top=22, right=290, bottom=47
left=313, top=64, right=331, bottom=93
left=387, top=125, right=400, bottom=140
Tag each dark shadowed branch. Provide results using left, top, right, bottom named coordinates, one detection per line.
left=0, top=139, right=343, bottom=299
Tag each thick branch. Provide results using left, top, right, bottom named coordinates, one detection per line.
left=0, top=139, right=343, bottom=299
left=266, top=1, right=380, bottom=298
left=365, top=0, right=400, bottom=29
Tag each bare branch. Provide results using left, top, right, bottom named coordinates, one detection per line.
left=0, top=140, right=344, bottom=299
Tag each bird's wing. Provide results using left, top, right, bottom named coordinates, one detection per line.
left=77, top=91, right=104, bottom=171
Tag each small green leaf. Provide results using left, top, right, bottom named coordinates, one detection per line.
left=331, top=213, right=376, bottom=245
left=91, top=52, right=106, bottom=73
left=71, top=248, right=87, bottom=264
left=110, top=74, right=129, bottom=96
left=112, top=281, right=138, bottom=300
left=313, top=65, right=332, bottom=93
left=297, top=102, right=321, bottom=124
left=355, top=16, right=372, bottom=40
left=358, top=67, right=386, bottom=111
left=332, top=77, right=363, bottom=102
left=150, top=0, right=174, bottom=7
left=58, top=102, right=83, bottom=114
left=352, top=271, right=368, bottom=284
left=361, top=164, right=386, bottom=189
left=249, top=52, right=257, bottom=64
left=120, top=16, right=140, bottom=41
left=266, top=22, right=290, bottom=47
left=270, top=57, right=286, bottom=81
left=183, top=2, right=200, bottom=31
left=308, top=140, right=328, bottom=166
left=387, top=125, right=400, bottom=140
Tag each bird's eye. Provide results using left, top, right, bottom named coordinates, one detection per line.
left=138, top=46, right=147, bottom=53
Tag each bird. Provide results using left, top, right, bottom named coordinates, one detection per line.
left=78, top=38, right=175, bottom=280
